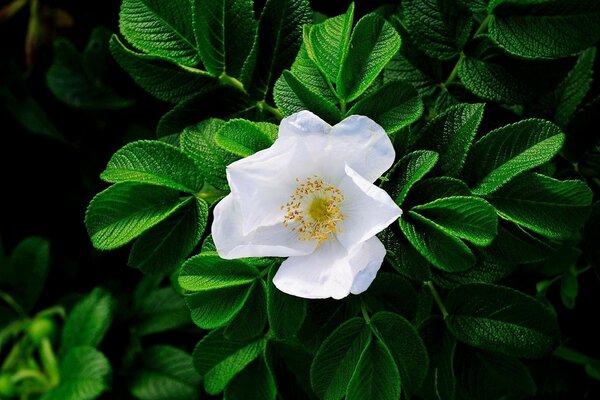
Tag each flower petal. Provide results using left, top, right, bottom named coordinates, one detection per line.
left=336, top=164, right=402, bottom=251
left=277, top=110, right=332, bottom=140
left=273, top=237, right=385, bottom=299
left=212, top=194, right=316, bottom=259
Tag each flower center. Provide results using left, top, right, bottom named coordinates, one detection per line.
left=281, top=176, right=344, bottom=244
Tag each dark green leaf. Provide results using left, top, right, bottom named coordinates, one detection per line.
left=362, top=273, right=418, bottom=319
left=267, top=264, right=307, bottom=339
left=433, top=259, right=513, bottom=289
left=383, top=150, right=438, bottom=206
left=406, top=177, right=471, bottom=206
left=5, top=237, right=49, bottom=312
left=379, top=230, right=432, bottom=281
left=224, top=280, right=267, bottom=340
left=134, top=286, right=191, bottom=336
left=224, top=358, right=276, bottom=400
left=483, top=222, right=554, bottom=264
left=346, top=339, right=400, bottom=400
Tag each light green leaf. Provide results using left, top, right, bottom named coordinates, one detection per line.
left=489, top=0, right=600, bottom=59
left=192, top=0, right=256, bottom=77
left=383, top=150, right=439, bottom=206
left=307, top=3, right=354, bottom=83
left=400, top=213, right=475, bottom=272
left=5, top=237, right=49, bottom=312
left=110, top=36, right=213, bottom=103
left=266, top=264, right=307, bottom=339
left=464, top=119, right=564, bottom=195
left=120, top=0, right=199, bottom=66
left=60, top=288, right=115, bottom=354
left=310, top=318, right=371, bottom=400
left=241, top=0, right=310, bottom=99
left=346, top=339, right=400, bottom=400
left=129, top=199, right=207, bottom=274
left=371, top=312, right=429, bottom=397
left=224, top=280, right=267, bottom=340
left=85, top=183, right=191, bottom=250
left=415, top=103, right=484, bottom=176
left=347, top=81, right=423, bottom=132
left=224, top=358, right=276, bottom=400
left=134, top=286, right=191, bottom=336
left=130, top=345, right=200, bottom=400
left=215, top=119, right=277, bottom=157
left=101, top=141, right=204, bottom=193
left=412, top=196, right=498, bottom=246
left=445, top=283, right=560, bottom=358
left=193, top=329, right=265, bottom=395
left=337, top=14, right=400, bottom=102
left=41, top=346, right=111, bottom=400
left=487, top=172, right=592, bottom=239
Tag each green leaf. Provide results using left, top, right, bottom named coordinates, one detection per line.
left=418, top=321, right=457, bottom=400
left=131, top=345, right=200, bottom=400
left=119, top=0, right=199, bottom=66
left=346, top=339, right=400, bottom=400
left=41, top=346, right=111, bottom=400
left=85, top=183, right=190, bottom=250
left=445, top=283, right=560, bottom=358
left=554, top=47, right=596, bottom=126
left=400, top=213, right=475, bottom=272
left=433, top=259, right=513, bottom=289
left=407, top=177, right=471, bottom=206
left=193, top=329, right=265, bottom=395
left=224, top=358, right=276, bottom=400
left=362, top=273, right=418, bottom=319
left=403, top=0, right=473, bottom=60
left=101, top=141, right=204, bottom=193
left=241, top=0, right=310, bottom=99
left=383, top=51, right=437, bottom=97
left=5, top=237, right=49, bottom=312
left=379, top=230, right=432, bottom=282
left=347, top=81, right=423, bottom=132
left=307, top=4, right=354, bottom=83
left=487, top=173, right=592, bottom=239
left=215, top=119, right=277, bottom=157
left=464, top=119, right=565, bottom=195
left=267, top=264, right=307, bottom=339
left=61, top=288, right=115, bottom=354
left=181, top=119, right=238, bottom=190
left=483, top=222, right=555, bottom=264
left=383, top=150, right=439, bottom=206
left=192, top=0, right=256, bottom=77
left=129, top=199, right=207, bottom=274
left=489, top=0, right=600, bottom=59
left=560, top=269, right=578, bottom=309
left=415, top=103, right=484, bottom=176
left=310, top=318, right=371, bottom=400
left=336, top=14, right=401, bottom=102
left=273, top=70, right=341, bottom=124
left=224, top=280, right=267, bottom=340
left=110, top=36, right=213, bottom=103
left=134, top=286, right=191, bottom=336
left=291, top=37, right=339, bottom=102
left=412, top=196, right=498, bottom=246
left=371, top=312, right=429, bottom=397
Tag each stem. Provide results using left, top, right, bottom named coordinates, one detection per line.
left=360, top=301, right=371, bottom=323
left=0, top=290, right=27, bottom=317
left=474, top=15, right=491, bottom=37
left=258, top=100, right=284, bottom=120
left=442, top=52, right=465, bottom=89
left=340, top=99, right=347, bottom=115
left=178, top=64, right=212, bottom=76
left=39, top=338, right=59, bottom=387
left=219, top=72, right=247, bottom=93
left=425, top=281, right=448, bottom=319
left=195, top=182, right=227, bottom=204
left=11, top=369, right=49, bottom=387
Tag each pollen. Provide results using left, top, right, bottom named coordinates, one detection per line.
left=281, top=176, right=344, bottom=244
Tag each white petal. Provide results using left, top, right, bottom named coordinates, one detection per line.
left=329, top=115, right=395, bottom=182
left=212, top=194, right=316, bottom=259
left=278, top=110, right=332, bottom=140
left=336, top=165, right=402, bottom=250
left=273, top=237, right=385, bottom=299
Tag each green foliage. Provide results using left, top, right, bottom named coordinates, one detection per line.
left=346, top=340, right=400, bottom=400
left=223, top=358, right=276, bottom=400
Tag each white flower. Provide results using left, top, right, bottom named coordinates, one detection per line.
left=212, top=111, right=402, bottom=299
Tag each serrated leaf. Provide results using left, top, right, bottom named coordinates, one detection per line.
left=131, top=345, right=200, bottom=400
left=192, top=0, right=256, bottom=77
left=379, top=229, right=432, bottom=281
left=403, top=0, right=473, bottom=60
left=193, top=329, right=265, bottom=394
left=400, top=214, right=475, bottom=272
left=101, top=140, right=204, bottom=193
left=362, top=273, right=418, bottom=319
left=85, top=183, right=190, bottom=250
left=464, top=119, right=564, bottom=195
left=224, top=357, right=276, bottom=400
left=416, top=103, right=484, bottom=176
left=61, top=288, right=115, bottom=354
left=267, top=264, right=307, bottom=339
left=41, top=346, right=111, bottom=400
left=241, top=0, right=310, bottom=99
left=307, top=4, right=354, bottom=83
left=224, top=280, right=267, bottom=340
left=120, top=0, right=199, bottom=66
left=445, top=283, right=560, bottom=358
left=383, top=150, right=439, bottom=206
left=412, top=196, right=498, bottom=246
left=433, top=259, right=513, bottom=289
left=336, top=14, right=400, bottom=102
left=134, top=286, right=191, bottom=336
left=406, top=177, right=471, bottom=207
left=273, top=70, right=341, bottom=124
left=110, top=36, right=213, bottom=103
left=5, top=237, right=49, bottom=312
left=290, top=38, right=338, bottom=103
left=418, top=321, right=457, bottom=400
left=346, top=339, right=400, bottom=400
left=489, top=0, right=600, bottom=59
left=215, top=119, right=276, bottom=157
left=310, top=318, right=371, bottom=400
left=483, top=222, right=554, bottom=264
left=487, top=172, right=592, bottom=239
left=347, top=80, right=423, bottom=132
left=383, top=51, right=437, bottom=97
left=129, top=199, right=207, bottom=274
left=371, top=312, right=429, bottom=397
